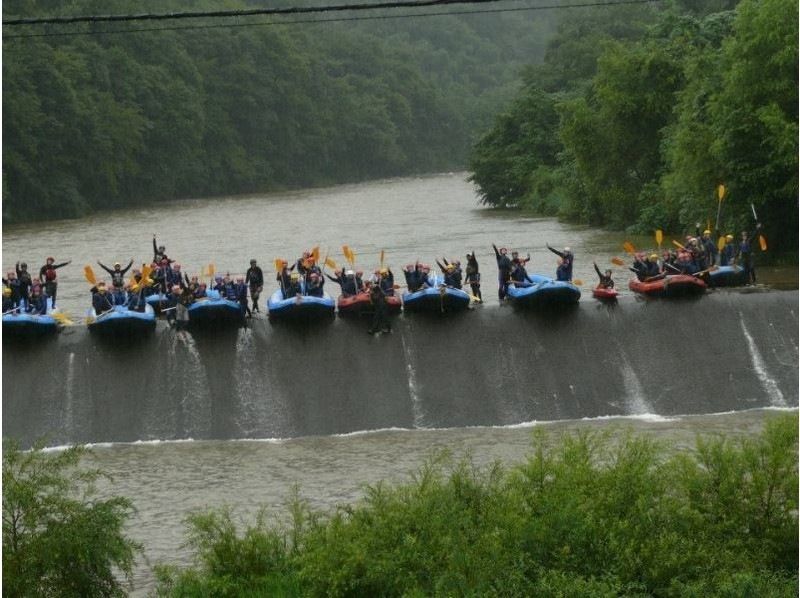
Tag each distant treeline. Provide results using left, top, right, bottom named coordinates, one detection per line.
left=469, top=0, right=798, bottom=254
left=2, top=0, right=556, bottom=223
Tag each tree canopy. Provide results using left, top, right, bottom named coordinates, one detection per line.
left=469, top=0, right=798, bottom=253
left=3, top=0, right=558, bottom=224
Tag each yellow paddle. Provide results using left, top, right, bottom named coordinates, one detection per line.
left=325, top=256, right=337, bottom=270
left=759, top=236, right=767, bottom=251
left=572, top=279, right=583, bottom=286
left=379, top=249, right=385, bottom=268
left=715, top=183, right=725, bottom=231
left=672, top=240, right=686, bottom=250
left=51, top=312, right=74, bottom=326
left=655, top=229, right=663, bottom=251
left=717, top=236, right=726, bottom=253
left=623, top=241, right=636, bottom=255
left=611, top=257, right=626, bottom=266
left=274, top=258, right=283, bottom=272
left=83, top=265, right=97, bottom=286
left=311, top=246, right=320, bottom=263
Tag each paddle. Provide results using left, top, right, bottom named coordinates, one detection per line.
left=325, top=256, right=337, bottom=270
left=715, top=183, right=725, bottom=231
left=750, top=204, right=768, bottom=251
left=3, top=307, right=20, bottom=315
left=717, top=236, right=726, bottom=253
left=655, top=229, right=663, bottom=251
left=611, top=257, right=626, bottom=267
left=672, top=240, right=686, bottom=250
left=83, top=265, right=97, bottom=286
left=50, top=312, right=74, bottom=326
left=572, top=279, right=583, bottom=286
left=623, top=241, right=636, bottom=255
left=379, top=250, right=385, bottom=269
left=342, top=245, right=355, bottom=266
left=693, top=265, right=719, bottom=278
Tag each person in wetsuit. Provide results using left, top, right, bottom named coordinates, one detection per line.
left=593, top=262, right=614, bottom=289
left=152, top=235, right=173, bottom=264
left=3, top=271, right=23, bottom=310
left=98, top=259, right=133, bottom=289
left=38, top=257, right=71, bottom=308
left=547, top=245, right=574, bottom=282
left=234, top=276, right=250, bottom=317
left=15, top=262, right=33, bottom=307
left=285, top=272, right=303, bottom=298
left=720, top=234, right=735, bottom=266
left=306, top=272, right=325, bottom=298
left=367, top=281, right=391, bottom=334
left=465, top=252, right=482, bottom=302
left=737, top=224, right=761, bottom=284
left=245, top=259, right=264, bottom=313
left=379, top=268, right=395, bottom=296
left=436, top=260, right=463, bottom=289
left=26, top=285, right=48, bottom=315
left=492, top=244, right=513, bottom=300
left=92, top=282, right=114, bottom=315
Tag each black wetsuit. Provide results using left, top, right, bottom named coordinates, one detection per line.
left=98, top=260, right=133, bottom=289
left=368, top=284, right=391, bottom=334
left=492, top=245, right=513, bottom=300
left=465, top=253, right=481, bottom=301
left=593, top=263, right=614, bottom=289
left=245, top=266, right=264, bottom=312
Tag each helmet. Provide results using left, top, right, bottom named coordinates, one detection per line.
left=2, top=287, right=10, bottom=297
left=446, top=264, right=455, bottom=271
left=114, top=262, right=121, bottom=268
left=511, top=250, right=519, bottom=256
left=158, top=245, right=166, bottom=252
left=46, top=256, right=55, bottom=263
left=564, top=247, right=571, bottom=253
left=649, top=254, right=658, bottom=260
left=173, top=263, right=181, bottom=269
left=250, top=259, right=257, bottom=264
left=97, top=281, right=106, bottom=288
left=703, top=229, right=711, bottom=235
left=290, top=272, right=300, bottom=281
left=236, top=276, right=244, bottom=282
left=499, top=247, right=507, bottom=254
left=380, top=268, right=388, bottom=275
left=345, top=269, right=354, bottom=276
left=725, top=234, right=734, bottom=241
left=19, top=263, right=27, bottom=269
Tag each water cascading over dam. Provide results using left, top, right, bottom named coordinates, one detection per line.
left=3, top=291, right=797, bottom=447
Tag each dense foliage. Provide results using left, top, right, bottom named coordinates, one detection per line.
left=156, top=414, right=798, bottom=596
left=2, top=441, right=140, bottom=597
left=2, top=0, right=556, bottom=223
left=469, top=0, right=798, bottom=254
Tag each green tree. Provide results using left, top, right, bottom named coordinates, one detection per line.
left=3, top=441, right=140, bottom=597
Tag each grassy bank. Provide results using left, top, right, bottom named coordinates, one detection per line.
left=155, top=414, right=798, bottom=596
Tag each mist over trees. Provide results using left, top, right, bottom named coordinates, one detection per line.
left=469, top=0, right=798, bottom=253
left=2, top=0, right=558, bottom=223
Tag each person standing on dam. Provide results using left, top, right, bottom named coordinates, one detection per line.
left=38, top=256, right=71, bottom=308
left=465, top=251, right=482, bottom=302
left=367, top=281, right=391, bottom=334
left=492, top=244, right=513, bottom=300
left=245, top=259, right=264, bottom=313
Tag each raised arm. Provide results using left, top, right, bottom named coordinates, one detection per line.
left=97, top=261, right=114, bottom=275
left=54, top=261, right=71, bottom=269
left=593, top=262, right=602, bottom=278
left=492, top=244, right=500, bottom=258
left=546, top=244, right=565, bottom=258
left=120, top=259, right=134, bottom=275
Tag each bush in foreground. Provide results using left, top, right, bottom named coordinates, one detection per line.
left=156, top=414, right=798, bottom=597
left=2, top=441, right=140, bottom=597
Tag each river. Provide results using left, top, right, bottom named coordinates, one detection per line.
left=3, top=173, right=798, bottom=594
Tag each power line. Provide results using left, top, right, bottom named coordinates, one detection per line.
left=3, top=0, right=660, bottom=39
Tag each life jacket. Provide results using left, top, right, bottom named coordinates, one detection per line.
left=44, top=267, right=57, bottom=281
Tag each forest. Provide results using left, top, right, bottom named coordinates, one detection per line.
left=2, top=0, right=556, bottom=223
left=469, top=0, right=798, bottom=254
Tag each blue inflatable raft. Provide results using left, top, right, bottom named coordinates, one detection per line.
left=707, top=265, right=747, bottom=287
left=267, top=288, right=335, bottom=321
left=402, top=276, right=470, bottom=314
left=3, top=298, right=60, bottom=338
left=506, top=274, right=581, bottom=308
left=188, top=290, right=244, bottom=325
left=87, top=304, right=156, bottom=336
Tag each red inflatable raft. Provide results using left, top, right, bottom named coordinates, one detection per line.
left=628, top=274, right=706, bottom=298
left=592, top=286, right=619, bottom=301
left=337, top=292, right=402, bottom=316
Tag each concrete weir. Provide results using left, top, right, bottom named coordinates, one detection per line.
left=3, top=291, right=797, bottom=447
